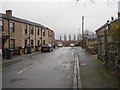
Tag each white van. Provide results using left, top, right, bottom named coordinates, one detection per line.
left=57, top=43, right=63, bottom=47
left=70, top=43, right=75, bottom=47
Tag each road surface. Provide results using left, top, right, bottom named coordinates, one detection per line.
left=3, top=47, right=75, bottom=88
left=2, top=47, right=118, bottom=88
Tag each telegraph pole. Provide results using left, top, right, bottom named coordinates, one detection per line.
left=82, top=16, right=84, bottom=49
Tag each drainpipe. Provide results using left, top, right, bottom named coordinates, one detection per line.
left=27, top=24, right=32, bottom=54
left=6, top=10, right=12, bottom=49
left=8, top=18, right=10, bottom=49
left=41, top=27, right=43, bottom=46
left=104, top=28, right=107, bottom=64
left=29, top=25, right=30, bottom=46
left=35, top=27, right=36, bottom=51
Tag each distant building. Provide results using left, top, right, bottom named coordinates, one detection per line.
left=60, top=35, right=62, bottom=41
left=69, top=34, right=71, bottom=41
left=73, top=34, right=76, bottom=41
left=64, top=34, right=67, bottom=41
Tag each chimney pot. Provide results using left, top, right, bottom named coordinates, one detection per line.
left=6, top=10, right=12, bottom=16
left=111, top=17, right=114, bottom=20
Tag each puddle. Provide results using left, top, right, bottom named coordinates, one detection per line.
left=62, top=63, right=71, bottom=69
left=10, top=78, right=25, bottom=83
left=81, top=63, right=87, bottom=66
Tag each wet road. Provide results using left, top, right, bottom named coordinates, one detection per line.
left=3, top=47, right=118, bottom=88
left=3, top=47, right=75, bottom=88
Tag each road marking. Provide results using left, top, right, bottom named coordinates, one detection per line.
left=18, top=65, right=32, bottom=74
left=81, top=63, right=87, bottom=66
left=76, top=57, right=83, bottom=89
left=73, top=57, right=77, bottom=88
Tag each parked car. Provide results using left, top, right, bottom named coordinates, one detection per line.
left=70, top=43, right=75, bottom=47
left=57, top=43, right=63, bottom=47
left=41, top=44, right=53, bottom=52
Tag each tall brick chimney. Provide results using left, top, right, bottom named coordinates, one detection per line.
left=6, top=10, right=12, bottom=16
left=118, top=1, right=120, bottom=18
left=118, top=12, right=120, bottom=18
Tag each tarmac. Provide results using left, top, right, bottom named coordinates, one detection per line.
left=1, top=47, right=119, bottom=89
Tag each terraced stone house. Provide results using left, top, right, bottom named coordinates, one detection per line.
left=0, top=10, right=55, bottom=59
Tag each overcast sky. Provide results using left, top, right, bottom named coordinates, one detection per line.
left=1, top=0, right=119, bottom=39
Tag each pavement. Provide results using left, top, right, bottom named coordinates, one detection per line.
left=77, top=48, right=118, bottom=88
left=2, top=51, right=40, bottom=66
left=2, top=48, right=58, bottom=65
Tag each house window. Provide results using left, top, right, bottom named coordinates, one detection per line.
left=30, top=26, right=34, bottom=34
left=25, top=40, right=27, bottom=47
left=50, top=34, right=52, bottom=37
left=43, top=40, right=45, bottom=45
left=10, top=39, right=15, bottom=48
left=0, top=20, right=3, bottom=32
left=48, top=31, right=49, bottom=37
left=43, top=30, right=45, bottom=36
left=31, top=40, right=34, bottom=46
left=107, top=35, right=112, bottom=43
left=25, top=25, right=27, bottom=34
left=9, top=22, right=14, bottom=33
left=37, top=40, right=40, bottom=46
left=38, top=28, right=40, bottom=35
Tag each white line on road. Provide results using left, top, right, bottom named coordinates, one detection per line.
left=81, top=63, right=87, bottom=66
left=73, top=57, right=77, bottom=89
left=18, top=65, right=32, bottom=74
left=76, top=57, right=83, bottom=89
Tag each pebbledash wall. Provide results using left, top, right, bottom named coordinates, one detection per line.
left=0, top=10, right=55, bottom=56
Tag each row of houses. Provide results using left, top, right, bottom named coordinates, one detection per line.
left=95, top=13, right=120, bottom=74
left=0, top=10, right=55, bottom=59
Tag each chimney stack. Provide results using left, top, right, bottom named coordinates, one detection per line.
left=118, top=12, right=120, bottom=18
left=111, top=17, right=114, bottom=21
left=118, top=1, right=120, bottom=18
left=6, top=10, right=12, bottom=16
left=107, top=20, right=109, bottom=23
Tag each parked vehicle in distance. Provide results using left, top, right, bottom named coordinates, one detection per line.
left=57, top=43, right=63, bottom=47
left=41, top=44, right=53, bottom=52
left=70, top=43, right=75, bottom=47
